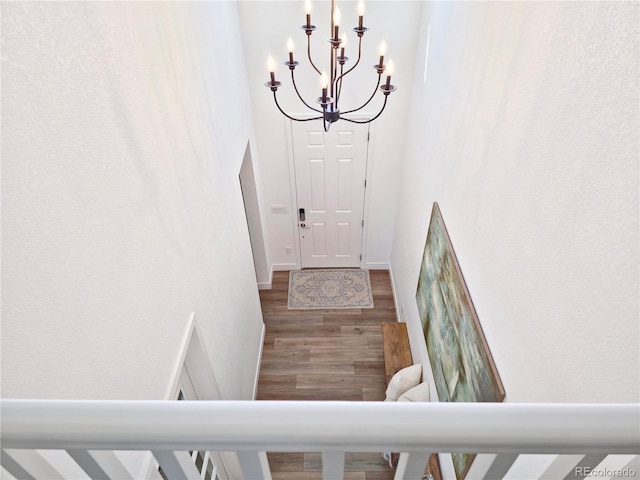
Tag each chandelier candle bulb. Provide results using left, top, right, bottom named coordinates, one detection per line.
left=340, top=33, right=347, bottom=58
left=321, top=71, right=329, bottom=102
left=267, top=54, right=276, bottom=84
left=321, top=71, right=329, bottom=88
left=333, top=6, right=341, bottom=41
left=385, top=59, right=394, bottom=88
left=287, top=37, right=295, bottom=63
left=378, top=40, right=387, bottom=69
left=357, top=0, right=365, bottom=28
left=305, top=0, right=312, bottom=27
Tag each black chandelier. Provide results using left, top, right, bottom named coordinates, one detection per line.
left=265, top=0, right=396, bottom=132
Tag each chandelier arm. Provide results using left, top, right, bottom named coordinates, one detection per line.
left=336, top=64, right=345, bottom=106
left=332, top=55, right=339, bottom=107
left=306, top=35, right=322, bottom=76
left=291, top=70, right=323, bottom=113
left=332, top=66, right=337, bottom=100
left=329, top=49, right=337, bottom=100
left=266, top=4, right=393, bottom=130
left=341, top=74, right=382, bottom=115
left=340, top=95, right=389, bottom=124
left=335, top=36, right=363, bottom=86
left=329, top=0, right=335, bottom=99
left=273, top=91, right=323, bottom=122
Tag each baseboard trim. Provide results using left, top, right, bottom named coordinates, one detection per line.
left=364, top=262, right=390, bottom=270
left=271, top=262, right=387, bottom=272
left=272, top=262, right=298, bottom=271
left=252, top=323, right=266, bottom=400
left=258, top=265, right=274, bottom=290
left=388, top=264, right=401, bottom=323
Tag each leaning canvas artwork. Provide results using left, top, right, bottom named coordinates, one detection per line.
left=416, top=203, right=505, bottom=479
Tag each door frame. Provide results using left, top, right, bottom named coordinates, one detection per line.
left=239, top=141, right=270, bottom=289
left=142, top=313, right=242, bottom=480
left=285, top=117, right=375, bottom=270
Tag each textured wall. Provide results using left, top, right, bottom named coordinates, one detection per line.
left=2, top=2, right=264, bottom=403
left=391, top=1, right=639, bottom=404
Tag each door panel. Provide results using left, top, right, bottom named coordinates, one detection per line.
left=309, top=159, right=325, bottom=210
left=336, top=223, right=351, bottom=256
left=337, top=159, right=353, bottom=210
left=292, top=121, right=369, bottom=268
left=312, top=222, right=327, bottom=256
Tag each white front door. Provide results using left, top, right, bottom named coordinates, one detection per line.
left=292, top=121, right=369, bottom=268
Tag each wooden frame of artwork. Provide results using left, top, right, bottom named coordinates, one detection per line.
left=415, top=202, right=505, bottom=479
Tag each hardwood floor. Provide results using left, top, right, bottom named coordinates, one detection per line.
left=257, top=270, right=397, bottom=480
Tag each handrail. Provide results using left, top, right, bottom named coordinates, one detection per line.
left=2, top=400, right=638, bottom=454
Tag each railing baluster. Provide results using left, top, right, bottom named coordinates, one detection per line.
left=67, top=450, right=109, bottom=479
left=624, top=455, right=640, bottom=472
left=322, top=451, right=345, bottom=480
left=1, top=449, right=64, bottom=480
left=67, top=450, right=133, bottom=480
left=464, top=453, right=495, bottom=479
left=92, top=451, right=134, bottom=479
left=483, top=453, right=519, bottom=479
left=565, top=454, right=607, bottom=480
left=152, top=450, right=200, bottom=480
left=236, top=451, right=271, bottom=480
left=394, top=451, right=432, bottom=480
left=540, top=454, right=586, bottom=479
left=148, top=465, right=165, bottom=480
left=540, top=454, right=608, bottom=480
left=1, top=449, right=36, bottom=480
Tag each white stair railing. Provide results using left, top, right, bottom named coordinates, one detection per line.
left=1, top=399, right=638, bottom=480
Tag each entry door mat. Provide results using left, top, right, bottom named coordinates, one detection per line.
left=288, top=269, right=375, bottom=310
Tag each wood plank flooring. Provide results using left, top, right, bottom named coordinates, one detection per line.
left=257, top=270, right=397, bottom=480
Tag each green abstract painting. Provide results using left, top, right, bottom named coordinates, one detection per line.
left=416, top=203, right=505, bottom=479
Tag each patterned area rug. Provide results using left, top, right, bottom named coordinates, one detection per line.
left=288, top=269, right=374, bottom=310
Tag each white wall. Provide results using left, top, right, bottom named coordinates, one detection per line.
left=238, top=1, right=423, bottom=271
left=1, top=2, right=264, bottom=403
left=391, top=1, right=639, bottom=404
left=240, top=143, right=272, bottom=288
